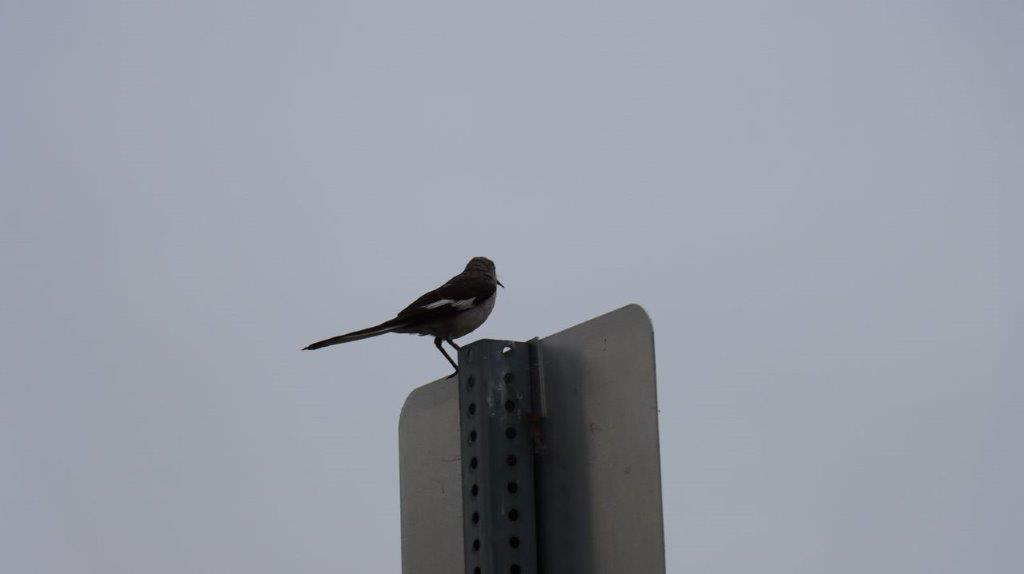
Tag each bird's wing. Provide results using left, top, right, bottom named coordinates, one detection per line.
left=396, top=274, right=496, bottom=323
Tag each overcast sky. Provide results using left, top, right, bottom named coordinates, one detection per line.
left=2, top=1, right=1021, bottom=572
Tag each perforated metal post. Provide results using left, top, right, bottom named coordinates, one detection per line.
left=458, top=340, right=538, bottom=574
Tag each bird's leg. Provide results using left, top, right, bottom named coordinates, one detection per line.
left=446, top=339, right=461, bottom=351
left=434, top=337, right=459, bottom=376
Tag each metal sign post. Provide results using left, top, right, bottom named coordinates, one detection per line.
left=457, top=340, right=539, bottom=574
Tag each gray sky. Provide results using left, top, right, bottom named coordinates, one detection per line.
left=2, top=1, right=1020, bottom=572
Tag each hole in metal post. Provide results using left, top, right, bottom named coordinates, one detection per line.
left=511, top=565, right=521, bottom=574
left=504, top=372, right=514, bottom=385
left=472, top=511, right=479, bottom=524
left=504, top=400, right=516, bottom=413
left=469, top=430, right=477, bottom=443
left=509, top=536, right=520, bottom=549
left=508, top=508, right=519, bottom=521
left=474, top=568, right=481, bottom=574
left=468, top=403, right=476, bottom=416
left=505, top=427, right=517, bottom=440
left=506, top=454, right=517, bottom=467
left=470, top=457, right=478, bottom=470
left=507, top=480, right=518, bottom=494
left=471, top=484, right=479, bottom=497
left=467, top=376, right=475, bottom=389
left=473, top=539, right=480, bottom=551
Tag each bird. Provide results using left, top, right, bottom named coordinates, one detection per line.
left=302, top=257, right=503, bottom=374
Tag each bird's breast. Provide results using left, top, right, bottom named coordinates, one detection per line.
left=446, top=291, right=496, bottom=339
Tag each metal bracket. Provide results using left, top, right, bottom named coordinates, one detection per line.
left=458, top=340, right=539, bottom=574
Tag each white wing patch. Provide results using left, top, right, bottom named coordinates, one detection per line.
left=452, top=298, right=476, bottom=310
left=423, top=297, right=476, bottom=310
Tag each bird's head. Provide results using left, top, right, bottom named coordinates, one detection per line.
left=465, top=256, right=503, bottom=287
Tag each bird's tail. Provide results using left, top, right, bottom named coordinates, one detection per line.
left=302, top=318, right=408, bottom=350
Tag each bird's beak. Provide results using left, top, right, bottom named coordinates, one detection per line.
left=497, top=280, right=505, bottom=288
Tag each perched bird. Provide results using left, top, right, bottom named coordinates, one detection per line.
left=303, top=257, right=503, bottom=373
